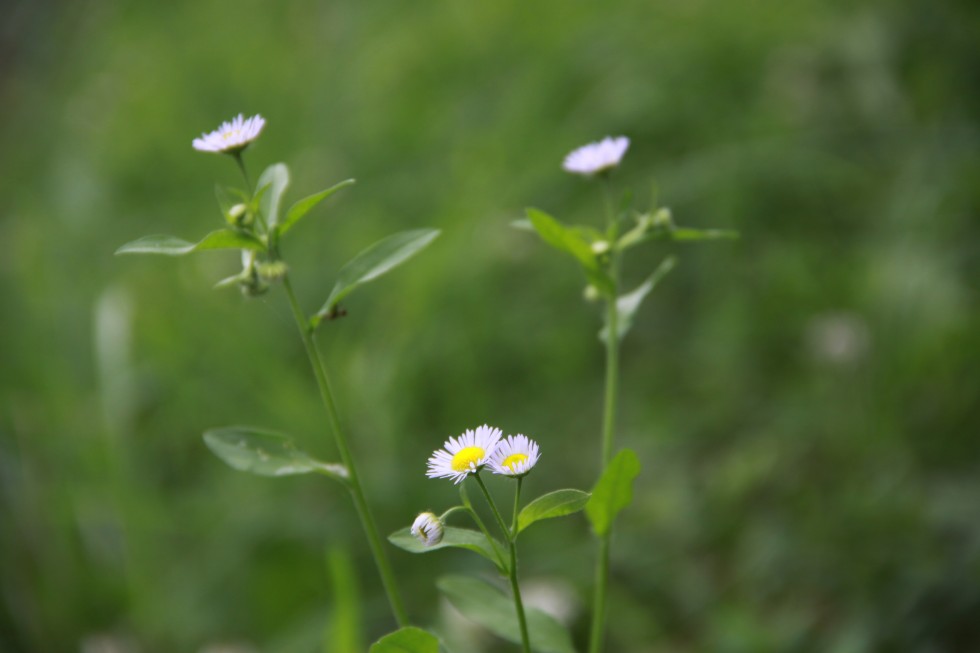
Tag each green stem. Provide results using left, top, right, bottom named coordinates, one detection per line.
left=233, top=151, right=251, bottom=191
left=511, top=476, right=523, bottom=538
left=508, top=539, right=531, bottom=653
left=474, top=475, right=530, bottom=653
left=281, top=276, right=408, bottom=628
left=590, top=179, right=621, bottom=653
left=459, top=485, right=508, bottom=570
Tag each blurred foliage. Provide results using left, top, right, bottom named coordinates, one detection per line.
left=1, top=0, right=978, bottom=651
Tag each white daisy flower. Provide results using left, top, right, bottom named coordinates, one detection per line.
left=426, top=424, right=502, bottom=484
left=411, top=512, right=444, bottom=547
left=488, top=434, right=540, bottom=477
left=562, top=136, right=630, bottom=177
left=192, top=113, right=266, bottom=154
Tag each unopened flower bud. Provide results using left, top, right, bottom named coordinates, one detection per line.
left=583, top=284, right=601, bottom=302
left=651, top=207, right=673, bottom=229
left=256, top=260, right=288, bottom=282
left=591, top=240, right=610, bottom=255
left=227, top=203, right=251, bottom=227
left=411, top=512, right=444, bottom=547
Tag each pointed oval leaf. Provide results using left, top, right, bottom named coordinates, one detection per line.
left=115, top=230, right=265, bottom=256
left=369, top=627, right=440, bottom=653
left=389, top=526, right=504, bottom=570
left=437, top=575, right=575, bottom=653
left=278, top=179, right=356, bottom=237
left=517, top=489, right=591, bottom=534
left=257, top=163, right=290, bottom=227
left=586, top=449, right=641, bottom=536
left=319, top=229, right=440, bottom=316
left=203, top=426, right=348, bottom=482
left=599, top=256, right=677, bottom=343
left=525, top=208, right=614, bottom=295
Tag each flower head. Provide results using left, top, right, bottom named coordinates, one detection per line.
left=488, top=434, right=540, bottom=477
left=192, top=113, right=266, bottom=154
left=562, top=136, right=630, bottom=177
left=411, top=512, right=444, bottom=547
left=426, top=424, right=502, bottom=484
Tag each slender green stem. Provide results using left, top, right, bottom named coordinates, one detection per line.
left=511, top=476, right=523, bottom=538
left=474, top=474, right=510, bottom=538
left=589, top=534, right=612, bottom=653
left=281, top=276, right=408, bottom=628
left=508, top=539, right=531, bottom=653
left=233, top=151, right=251, bottom=191
left=459, top=485, right=508, bottom=570
left=474, top=475, right=530, bottom=653
left=590, top=178, right=622, bottom=653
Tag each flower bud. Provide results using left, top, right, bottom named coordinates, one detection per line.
left=651, top=207, right=673, bottom=229
left=411, top=512, right=444, bottom=547
left=583, top=284, right=601, bottom=302
left=256, top=260, right=288, bottom=283
left=226, top=203, right=251, bottom=227
left=590, top=240, right=610, bottom=255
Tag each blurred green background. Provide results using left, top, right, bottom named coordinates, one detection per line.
left=1, top=0, right=978, bottom=651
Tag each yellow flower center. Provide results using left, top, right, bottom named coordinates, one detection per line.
left=502, top=453, right=529, bottom=471
left=451, top=446, right=485, bottom=472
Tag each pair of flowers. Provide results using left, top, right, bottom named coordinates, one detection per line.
left=426, top=424, right=540, bottom=484
left=193, top=113, right=630, bottom=177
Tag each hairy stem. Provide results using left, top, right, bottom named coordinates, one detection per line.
left=281, top=276, right=408, bottom=627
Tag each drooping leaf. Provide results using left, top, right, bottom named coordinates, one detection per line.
left=599, top=256, right=677, bottom=343
left=586, top=449, right=641, bottom=536
left=257, top=162, right=290, bottom=227
left=517, top=489, right=591, bottom=534
left=437, top=575, right=575, bottom=653
left=317, top=229, right=440, bottom=319
left=115, top=230, right=265, bottom=256
left=203, top=426, right=348, bottom=482
left=525, top=208, right=614, bottom=295
left=389, top=526, right=504, bottom=570
left=278, top=179, right=355, bottom=237
left=369, top=627, right=439, bottom=653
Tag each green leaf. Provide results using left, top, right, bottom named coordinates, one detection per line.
left=517, top=489, right=590, bottom=534
left=203, top=426, right=348, bottom=482
left=278, top=179, right=356, bottom=237
left=318, top=229, right=440, bottom=317
left=670, top=227, right=739, bottom=241
left=586, top=449, right=641, bottom=536
left=115, top=230, right=265, bottom=256
left=257, top=163, right=290, bottom=227
left=525, top=208, right=614, bottom=295
left=369, top=627, right=439, bottom=653
left=437, top=575, right=575, bottom=653
left=389, top=526, right=504, bottom=570
left=599, top=256, right=677, bottom=343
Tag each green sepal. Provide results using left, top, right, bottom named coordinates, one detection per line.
left=369, top=627, right=440, bottom=653
left=599, top=255, right=677, bottom=343
left=278, top=178, right=356, bottom=237
left=115, top=230, right=265, bottom=256
left=437, top=575, right=575, bottom=653
left=388, top=526, right=505, bottom=572
left=314, top=229, right=440, bottom=325
left=586, top=449, right=641, bottom=536
left=517, top=489, right=591, bottom=534
left=203, top=426, right=348, bottom=482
